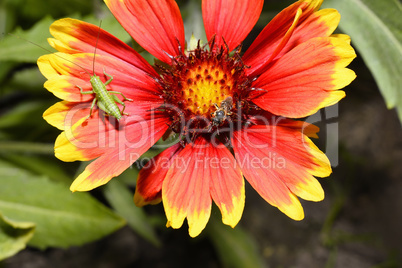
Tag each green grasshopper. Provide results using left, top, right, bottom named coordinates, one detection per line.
left=75, top=22, right=132, bottom=121
left=10, top=22, right=132, bottom=121
left=76, top=68, right=132, bottom=121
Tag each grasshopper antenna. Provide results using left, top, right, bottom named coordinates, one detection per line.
left=92, top=20, right=102, bottom=75
left=8, top=32, right=91, bottom=77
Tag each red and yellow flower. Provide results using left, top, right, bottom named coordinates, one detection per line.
left=39, top=0, right=356, bottom=237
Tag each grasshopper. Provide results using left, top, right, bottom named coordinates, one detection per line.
left=76, top=22, right=132, bottom=121
left=77, top=68, right=132, bottom=120
left=10, top=21, right=132, bottom=121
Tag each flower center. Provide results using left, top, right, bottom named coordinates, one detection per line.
left=180, top=57, right=233, bottom=115
left=157, top=42, right=252, bottom=134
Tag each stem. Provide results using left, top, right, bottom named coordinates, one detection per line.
left=0, top=142, right=54, bottom=155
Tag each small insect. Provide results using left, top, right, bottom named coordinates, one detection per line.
left=211, top=96, right=233, bottom=126
left=77, top=68, right=132, bottom=121
left=10, top=22, right=132, bottom=121
left=76, top=22, right=132, bottom=121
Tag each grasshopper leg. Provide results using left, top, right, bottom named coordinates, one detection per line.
left=76, top=85, right=94, bottom=94
left=76, top=85, right=96, bottom=120
left=111, top=94, right=129, bottom=115
left=103, top=68, right=113, bottom=86
left=85, top=97, right=97, bottom=120
left=109, top=91, right=133, bottom=102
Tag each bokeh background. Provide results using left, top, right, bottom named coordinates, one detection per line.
left=0, top=0, right=401, bottom=267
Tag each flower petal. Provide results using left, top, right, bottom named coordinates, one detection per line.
left=244, top=0, right=342, bottom=76
left=202, top=0, right=263, bottom=52
left=251, top=36, right=356, bottom=118
left=55, top=101, right=166, bottom=162
left=260, top=8, right=302, bottom=67
left=162, top=137, right=213, bottom=237
left=48, top=18, right=157, bottom=75
left=43, top=101, right=79, bottom=130
left=104, top=0, right=185, bottom=63
left=209, top=143, right=245, bottom=228
left=248, top=113, right=320, bottom=139
left=134, top=143, right=183, bottom=207
left=38, top=52, right=162, bottom=103
left=69, top=116, right=170, bottom=192
left=54, top=105, right=108, bottom=162
left=232, top=124, right=331, bottom=220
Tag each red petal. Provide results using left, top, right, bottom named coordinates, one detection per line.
left=69, top=116, right=170, bottom=191
left=202, top=0, right=263, bottom=51
left=244, top=0, right=341, bottom=76
left=105, top=0, right=185, bottom=63
left=209, top=142, right=245, bottom=228
left=48, top=18, right=157, bottom=76
left=38, top=53, right=163, bottom=102
left=162, top=137, right=213, bottom=237
left=232, top=124, right=331, bottom=220
left=251, top=36, right=356, bottom=118
left=134, top=143, right=183, bottom=206
left=247, top=112, right=320, bottom=139
left=55, top=102, right=167, bottom=162
left=259, top=8, right=302, bottom=68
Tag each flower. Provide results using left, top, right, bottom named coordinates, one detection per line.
left=38, top=0, right=356, bottom=237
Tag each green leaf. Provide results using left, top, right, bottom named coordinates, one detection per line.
left=3, top=0, right=92, bottom=23
left=322, top=0, right=402, bottom=122
left=0, top=16, right=55, bottom=63
left=0, top=213, right=35, bottom=261
left=103, top=179, right=161, bottom=247
left=0, top=159, right=125, bottom=249
left=0, top=1, right=17, bottom=36
left=0, top=142, right=54, bottom=155
left=0, top=12, right=134, bottom=68
left=0, top=154, right=71, bottom=185
left=0, top=101, right=46, bottom=129
left=5, top=67, right=46, bottom=94
left=18, top=0, right=92, bottom=22
left=0, top=61, right=16, bottom=85
left=206, top=213, right=264, bottom=268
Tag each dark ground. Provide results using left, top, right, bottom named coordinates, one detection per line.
left=3, top=52, right=402, bottom=268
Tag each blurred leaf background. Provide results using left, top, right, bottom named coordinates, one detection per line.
left=0, top=0, right=401, bottom=267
